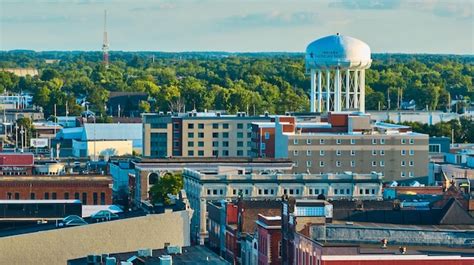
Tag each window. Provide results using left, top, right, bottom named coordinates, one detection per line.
left=401, top=150, right=406, bottom=156
left=306, top=150, right=312, bottom=156
left=380, top=160, right=385, bottom=167
left=350, top=139, right=356, bottom=145
left=237, top=141, right=244, bottom=147
left=64, top=192, right=69, bottom=200
left=372, top=150, right=377, bottom=156
left=401, top=171, right=406, bottom=178
left=223, top=123, right=229, bottom=129
left=350, top=150, right=356, bottom=156
left=237, top=150, right=244, bottom=156
left=351, top=161, right=355, bottom=167
left=187, top=123, right=194, bottom=129
left=306, top=161, right=312, bottom=167
left=336, top=150, right=342, bottom=156
left=293, top=139, right=299, bottom=145
left=212, top=123, right=219, bottom=129
left=293, top=150, right=299, bottom=156
left=236, top=132, right=243, bottom=138
left=198, top=132, right=204, bottom=138
left=336, top=161, right=341, bottom=167
left=198, top=141, right=204, bottom=147
left=409, top=171, right=414, bottom=177
left=44, top=192, right=50, bottom=199
left=198, top=150, right=204, bottom=156
left=223, top=141, right=229, bottom=147
left=372, top=161, right=377, bottom=167
left=306, top=139, right=312, bottom=144
left=100, top=193, right=106, bottom=205
left=223, top=132, right=229, bottom=138
left=380, top=139, right=385, bottom=144
left=320, top=150, right=325, bottom=156
left=401, top=139, right=407, bottom=144
left=319, top=161, right=324, bottom=167
left=319, top=139, right=325, bottom=144
left=261, top=143, right=266, bottom=150
left=82, top=192, right=87, bottom=204
left=409, top=150, right=415, bottom=156
left=212, top=150, right=218, bottom=156
left=212, top=141, right=219, bottom=147
left=380, top=150, right=385, bottom=156
left=74, top=193, right=80, bottom=200
left=309, top=189, right=313, bottom=195
left=372, top=139, right=377, bottom=144
left=409, top=139, right=414, bottom=144
left=188, top=150, right=194, bottom=156
left=429, top=144, right=440, bottom=153
left=212, top=132, right=219, bottom=138
left=207, top=189, right=211, bottom=195
left=213, top=189, right=217, bottom=195
left=222, top=150, right=229, bottom=156
left=237, top=123, right=244, bottom=129
left=336, top=139, right=341, bottom=144
left=371, top=189, right=376, bottom=195
left=409, top=160, right=414, bottom=166
left=187, top=141, right=194, bottom=147
left=264, top=132, right=270, bottom=139
left=30, top=193, right=35, bottom=199
left=188, top=132, right=194, bottom=138
left=334, top=189, right=338, bottom=195
left=52, top=192, right=57, bottom=199
left=401, top=160, right=406, bottom=166
left=198, top=123, right=204, bottom=129
left=93, top=192, right=98, bottom=205
left=14, top=193, right=19, bottom=200
left=346, top=189, right=350, bottom=194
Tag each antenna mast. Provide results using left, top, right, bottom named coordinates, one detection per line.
left=102, top=10, right=109, bottom=69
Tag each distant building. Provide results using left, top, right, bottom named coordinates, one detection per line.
left=252, top=112, right=429, bottom=182
left=142, top=111, right=272, bottom=158
left=1, top=68, right=39, bottom=77
left=183, top=167, right=383, bottom=245
left=107, top=91, right=148, bottom=118
left=0, top=153, right=34, bottom=175
left=0, top=94, right=33, bottom=110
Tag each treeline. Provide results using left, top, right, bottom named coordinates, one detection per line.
left=397, top=117, right=474, bottom=143
left=0, top=51, right=472, bottom=118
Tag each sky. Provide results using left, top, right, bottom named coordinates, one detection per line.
left=1, top=0, right=473, bottom=54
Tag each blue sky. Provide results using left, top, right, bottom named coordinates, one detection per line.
left=1, top=0, right=473, bottom=54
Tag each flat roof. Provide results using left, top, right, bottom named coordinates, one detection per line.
left=0, top=199, right=81, bottom=204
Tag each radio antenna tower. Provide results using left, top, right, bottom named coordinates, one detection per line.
left=102, top=10, right=109, bottom=69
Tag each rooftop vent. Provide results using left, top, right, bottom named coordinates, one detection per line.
left=137, top=248, right=153, bottom=257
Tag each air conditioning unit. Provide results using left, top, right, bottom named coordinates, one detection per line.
left=159, top=255, right=173, bottom=265
left=167, top=245, right=182, bottom=255
left=105, top=257, right=117, bottom=265
left=120, top=262, right=133, bottom=265
left=86, top=255, right=102, bottom=263
left=138, top=248, right=153, bottom=257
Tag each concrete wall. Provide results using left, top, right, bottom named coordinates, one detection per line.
left=0, top=210, right=192, bottom=265
left=314, top=224, right=474, bottom=248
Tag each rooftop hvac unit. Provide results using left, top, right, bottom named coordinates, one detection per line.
left=105, top=257, right=117, bottom=265
left=138, top=248, right=153, bottom=257
left=120, top=262, right=133, bottom=265
left=159, top=255, right=173, bottom=265
left=167, top=245, right=182, bottom=255
left=86, top=255, right=102, bottom=263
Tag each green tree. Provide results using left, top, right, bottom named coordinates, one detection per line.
left=149, top=173, right=183, bottom=205
left=138, top=100, right=151, bottom=113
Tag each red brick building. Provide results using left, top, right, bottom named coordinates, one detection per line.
left=0, top=153, right=34, bottom=175
left=256, top=214, right=282, bottom=265
left=0, top=175, right=113, bottom=205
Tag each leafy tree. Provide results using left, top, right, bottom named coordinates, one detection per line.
left=149, top=173, right=183, bottom=205
left=138, top=100, right=151, bottom=113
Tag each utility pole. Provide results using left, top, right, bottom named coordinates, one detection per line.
left=102, top=10, right=110, bottom=69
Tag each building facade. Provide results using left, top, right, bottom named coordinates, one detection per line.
left=142, top=112, right=273, bottom=158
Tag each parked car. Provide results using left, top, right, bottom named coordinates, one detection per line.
left=90, top=210, right=119, bottom=222
left=58, top=215, right=87, bottom=227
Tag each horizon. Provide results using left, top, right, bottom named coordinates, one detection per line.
left=1, top=0, right=473, bottom=54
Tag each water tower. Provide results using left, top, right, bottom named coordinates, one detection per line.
left=305, top=34, right=372, bottom=113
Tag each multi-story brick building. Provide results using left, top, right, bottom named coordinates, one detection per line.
left=142, top=111, right=273, bottom=158
left=252, top=112, right=429, bottom=182
left=0, top=175, right=113, bottom=205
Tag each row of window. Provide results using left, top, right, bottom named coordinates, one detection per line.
left=205, top=187, right=378, bottom=196
left=5, top=192, right=107, bottom=205
left=187, top=150, right=246, bottom=157
left=187, top=132, right=251, bottom=139
left=293, top=150, right=416, bottom=157
left=292, top=138, right=416, bottom=145
left=184, top=123, right=251, bottom=130
left=297, top=160, right=415, bottom=168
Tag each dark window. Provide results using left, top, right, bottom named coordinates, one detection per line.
left=52, top=192, right=57, bottom=199
left=188, top=132, right=194, bottom=138
left=223, top=132, right=229, bottom=138
left=93, top=192, right=98, bottom=205
left=188, top=141, right=194, bottom=147
left=7, top=192, right=12, bottom=200
left=14, top=193, right=20, bottom=200
left=237, top=150, right=244, bottom=156
left=212, top=123, right=219, bottom=129
left=198, top=141, right=204, bottom=147
left=223, top=141, right=229, bottom=147
left=212, top=132, right=219, bottom=138
left=100, top=193, right=106, bottom=205
left=74, top=193, right=80, bottom=200
left=30, top=193, right=36, bottom=199
left=237, top=123, right=244, bottom=129
left=198, top=132, right=204, bottom=138
left=44, top=192, right=50, bottom=199
left=198, top=123, right=204, bottom=129
left=212, top=141, right=219, bottom=147
left=237, top=132, right=244, bottom=138
left=198, top=150, right=204, bottom=156
left=149, top=173, right=159, bottom=185
left=212, top=150, right=218, bottom=156
left=188, top=150, right=194, bottom=156
left=223, top=123, right=229, bottom=129
left=82, top=192, right=87, bottom=204
left=64, top=192, right=69, bottom=200
left=188, top=124, right=194, bottom=129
